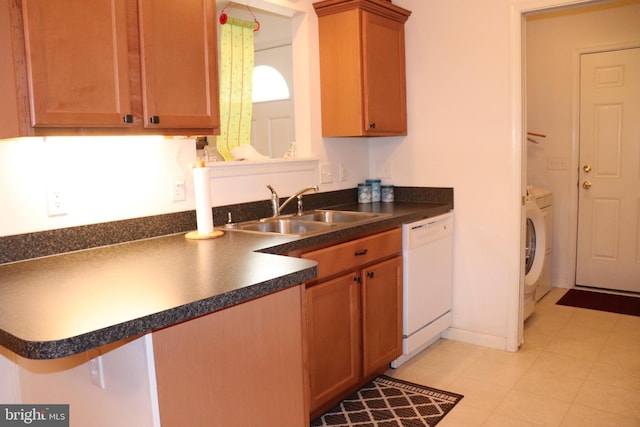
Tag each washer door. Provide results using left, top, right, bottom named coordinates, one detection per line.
left=524, top=199, right=546, bottom=289
left=525, top=219, right=537, bottom=274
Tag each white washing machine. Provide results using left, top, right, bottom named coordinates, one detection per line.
left=523, top=186, right=548, bottom=320
left=532, top=187, right=553, bottom=301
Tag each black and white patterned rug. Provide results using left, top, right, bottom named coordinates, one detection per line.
left=311, top=375, right=464, bottom=427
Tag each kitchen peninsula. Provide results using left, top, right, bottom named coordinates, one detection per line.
left=0, top=189, right=452, bottom=426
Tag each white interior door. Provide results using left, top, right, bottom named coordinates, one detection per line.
left=251, top=45, right=295, bottom=158
left=576, top=48, right=640, bottom=292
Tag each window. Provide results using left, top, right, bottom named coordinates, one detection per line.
left=252, top=65, right=290, bottom=103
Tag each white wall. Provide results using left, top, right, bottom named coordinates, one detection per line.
left=371, top=0, right=524, bottom=350
left=526, top=0, right=640, bottom=288
left=0, top=347, right=19, bottom=403
left=17, top=336, right=159, bottom=427
left=0, top=136, right=192, bottom=236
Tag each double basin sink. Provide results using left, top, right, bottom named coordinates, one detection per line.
left=225, top=210, right=390, bottom=237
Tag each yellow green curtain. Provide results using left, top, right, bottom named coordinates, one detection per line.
left=217, top=17, right=258, bottom=161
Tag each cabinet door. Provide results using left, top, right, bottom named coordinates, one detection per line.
left=306, top=273, right=361, bottom=414
left=315, top=1, right=409, bottom=137
left=317, top=8, right=364, bottom=137
left=137, top=0, right=220, bottom=131
left=362, top=256, right=403, bottom=377
left=21, top=0, right=132, bottom=127
left=362, top=10, right=407, bottom=135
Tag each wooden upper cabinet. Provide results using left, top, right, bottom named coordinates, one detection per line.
left=137, top=0, right=219, bottom=130
left=21, top=0, right=132, bottom=128
left=314, top=0, right=410, bottom=137
left=0, top=0, right=219, bottom=138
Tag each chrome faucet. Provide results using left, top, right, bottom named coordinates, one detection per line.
left=266, top=184, right=319, bottom=217
left=267, top=184, right=280, bottom=217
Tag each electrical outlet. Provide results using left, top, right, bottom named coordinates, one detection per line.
left=47, top=187, right=67, bottom=216
left=170, top=174, right=186, bottom=202
left=320, top=163, right=333, bottom=184
left=89, top=356, right=106, bottom=389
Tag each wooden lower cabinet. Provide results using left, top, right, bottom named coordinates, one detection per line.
left=306, top=273, right=362, bottom=413
left=362, top=256, right=403, bottom=377
left=304, top=229, right=403, bottom=419
left=152, top=285, right=307, bottom=427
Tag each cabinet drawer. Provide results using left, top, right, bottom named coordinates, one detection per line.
left=302, top=228, right=401, bottom=281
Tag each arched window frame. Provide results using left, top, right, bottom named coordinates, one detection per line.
left=252, top=65, right=290, bottom=103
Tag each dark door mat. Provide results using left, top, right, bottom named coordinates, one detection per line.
left=311, top=374, right=463, bottom=427
left=556, top=288, right=640, bottom=316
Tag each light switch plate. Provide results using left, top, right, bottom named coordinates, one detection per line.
left=320, top=163, right=333, bottom=184
left=547, top=157, right=569, bottom=170
left=339, top=163, right=347, bottom=182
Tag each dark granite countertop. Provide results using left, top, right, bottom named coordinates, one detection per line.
left=0, top=200, right=451, bottom=360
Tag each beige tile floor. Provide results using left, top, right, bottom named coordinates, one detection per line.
left=387, top=288, right=640, bottom=426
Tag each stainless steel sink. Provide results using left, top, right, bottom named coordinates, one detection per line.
left=232, top=218, right=332, bottom=235
left=295, top=210, right=386, bottom=224
left=225, top=210, right=390, bottom=236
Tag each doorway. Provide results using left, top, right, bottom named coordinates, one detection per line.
left=523, top=0, right=640, bottom=296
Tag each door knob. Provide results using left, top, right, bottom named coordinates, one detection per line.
left=583, top=181, right=592, bottom=189
left=583, top=164, right=592, bottom=173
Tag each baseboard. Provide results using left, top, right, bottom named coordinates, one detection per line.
left=441, top=327, right=508, bottom=351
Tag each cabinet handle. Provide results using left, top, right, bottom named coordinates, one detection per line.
left=354, top=249, right=368, bottom=256
left=123, top=114, right=133, bottom=124
left=367, top=271, right=374, bottom=279
left=149, top=116, right=160, bottom=124
left=353, top=276, right=361, bottom=283
left=368, top=122, right=376, bottom=129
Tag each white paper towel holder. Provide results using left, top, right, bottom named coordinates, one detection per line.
left=186, top=161, right=224, bottom=240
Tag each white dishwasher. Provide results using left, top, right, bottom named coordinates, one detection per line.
left=392, top=212, right=454, bottom=368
